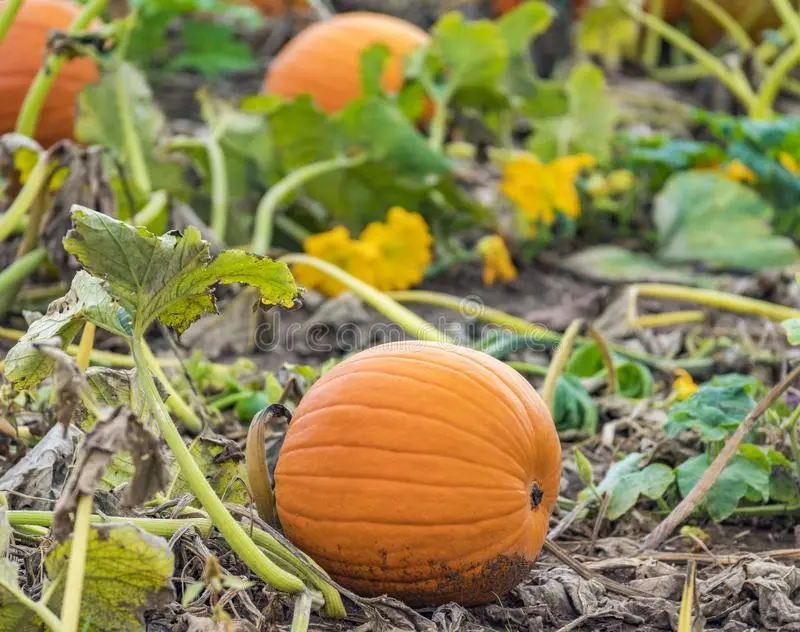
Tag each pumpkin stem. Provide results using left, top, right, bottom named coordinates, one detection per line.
left=529, top=483, right=544, bottom=510
left=246, top=404, right=292, bottom=527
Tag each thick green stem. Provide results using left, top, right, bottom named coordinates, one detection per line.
left=0, top=154, right=51, bottom=242
left=131, top=190, right=169, bottom=227
left=131, top=337, right=305, bottom=594
left=6, top=509, right=346, bottom=618
left=771, top=0, right=800, bottom=40
left=505, top=361, right=549, bottom=376
left=142, top=341, right=203, bottom=434
left=115, top=19, right=151, bottom=198
left=642, top=0, right=664, bottom=69
left=0, top=578, right=61, bottom=631
left=281, top=255, right=451, bottom=343
left=205, top=135, right=229, bottom=242
left=291, top=590, right=314, bottom=632
left=15, top=0, right=109, bottom=138
left=0, top=248, right=47, bottom=295
left=691, top=0, right=755, bottom=51
left=59, top=495, right=93, bottom=632
left=251, top=154, right=367, bottom=256
left=752, top=40, right=800, bottom=118
left=631, top=283, right=800, bottom=322
left=623, top=4, right=758, bottom=112
left=386, top=290, right=709, bottom=373
left=0, top=0, right=23, bottom=52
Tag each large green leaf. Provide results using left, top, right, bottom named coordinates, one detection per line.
left=267, top=95, right=451, bottom=230
left=45, top=524, right=175, bottom=632
left=676, top=451, right=770, bottom=521
left=63, top=207, right=300, bottom=335
left=665, top=381, right=756, bottom=441
left=527, top=61, right=617, bottom=162
left=562, top=245, right=701, bottom=284
left=607, top=463, right=674, bottom=520
left=654, top=172, right=799, bottom=270
left=4, top=272, right=131, bottom=389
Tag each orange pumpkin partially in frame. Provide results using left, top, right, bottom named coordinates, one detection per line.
left=262, top=11, right=430, bottom=115
left=0, top=0, right=101, bottom=147
left=274, top=340, right=562, bottom=607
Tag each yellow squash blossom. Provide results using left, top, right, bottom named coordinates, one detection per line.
left=477, top=234, right=517, bottom=286
left=779, top=152, right=799, bottom=175
left=722, top=159, right=756, bottom=184
left=292, top=225, right=377, bottom=297
left=359, top=207, right=433, bottom=291
left=672, top=368, right=698, bottom=401
left=500, top=152, right=596, bottom=233
left=606, top=169, right=636, bottom=193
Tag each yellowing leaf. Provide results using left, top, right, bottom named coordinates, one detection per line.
left=44, top=524, right=175, bottom=632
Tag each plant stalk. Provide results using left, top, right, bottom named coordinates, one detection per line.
left=0, top=578, right=61, bottom=631
left=623, top=3, right=758, bottom=112
left=0, top=154, right=51, bottom=242
left=131, top=190, right=169, bottom=227
left=76, top=323, right=96, bottom=373
left=428, top=95, right=450, bottom=153
left=784, top=403, right=800, bottom=478
left=0, top=247, right=47, bottom=296
left=59, top=494, right=93, bottom=632
left=542, top=319, right=583, bottom=410
left=691, top=0, right=755, bottom=51
left=291, top=590, right=315, bottom=632
left=131, top=337, right=305, bottom=594
left=142, top=341, right=203, bottom=434
left=771, top=0, right=800, bottom=40
left=281, top=254, right=451, bottom=343
left=205, top=135, right=229, bottom=242
left=15, top=0, right=109, bottom=138
left=752, top=39, right=800, bottom=118
left=630, top=283, right=800, bottom=322
left=252, top=154, right=367, bottom=256
left=0, top=0, right=23, bottom=48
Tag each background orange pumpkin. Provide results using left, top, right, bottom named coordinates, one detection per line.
left=0, top=0, right=101, bottom=147
left=262, top=11, right=430, bottom=114
left=274, top=340, right=562, bottom=607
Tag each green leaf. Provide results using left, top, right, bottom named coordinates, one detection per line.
left=427, top=12, right=509, bottom=95
left=62, top=207, right=300, bottom=335
left=268, top=95, right=451, bottom=230
left=654, top=172, right=799, bottom=271
left=168, top=20, right=256, bottom=78
left=676, top=454, right=770, bottom=521
left=359, top=43, right=391, bottom=97
left=44, top=524, right=175, bottom=632
left=576, top=4, right=638, bottom=70
left=665, top=382, right=757, bottom=441
left=527, top=61, right=617, bottom=162
left=497, top=1, right=554, bottom=55
left=0, top=559, right=42, bottom=632
left=4, top=272, right=131, bottom=389
left=607, top=463, right=674, bottom=520
left=578, top=452, right=645, bottom=504
left=562, top=245, right=702, bottom=284
left=616, top=362, right=654, bottom=399
left=565, top=342, right=606, bottom=378
left=782, top=318, right=800, bottom=345
left=575, top=449, right=594, bottom=487
left=770, top=471, right=800, bottom=504
left=553, top=375, right=598, bottom=434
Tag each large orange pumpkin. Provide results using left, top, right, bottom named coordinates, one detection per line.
left=274, top=340, right=562, bottom=606
left=262, top=12, right=430, bottom=114
left=0, top=0, right=100, bottom=147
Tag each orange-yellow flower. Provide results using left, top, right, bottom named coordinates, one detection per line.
left=500, top=152, right=596, bottom=233
left=606, top=168, right=636, bottom=193
left=359, top=207, right=433, bottom=291
left=672, top=368, right=698, bottom=401
left=779, top=152, right=799, bottom=175
left=477, top=234, right=517, bottom=286
left=722, top=159, right=756, bottom=184
left=292, top=226, right=376, bottom=297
